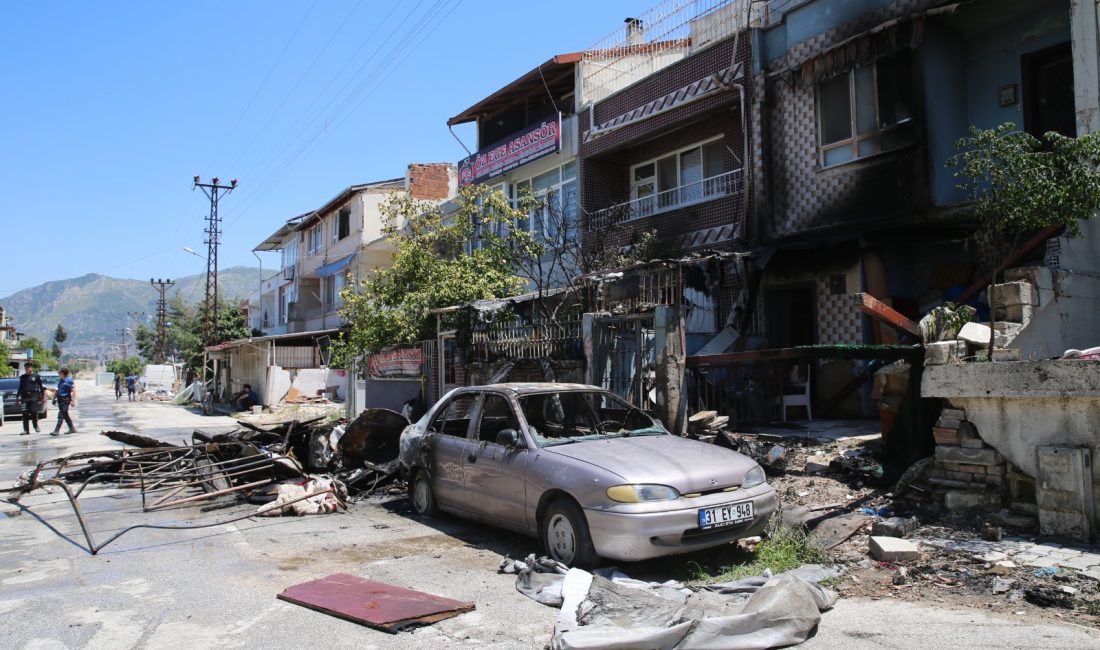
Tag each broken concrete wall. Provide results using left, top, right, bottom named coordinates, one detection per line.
left=265, top=365, right=292, bottom=406
left=923, top=360, right=1100, bottom=539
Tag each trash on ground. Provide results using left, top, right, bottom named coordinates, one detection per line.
left=277, top=572, right=475, bottom=632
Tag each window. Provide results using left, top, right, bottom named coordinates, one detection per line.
left=281, top=239, right=298, bottom=270
left=629, top=137, right=729, bottom=218
left=333, top=207, right=350, bottom=244
left=429, top=393, right=478, bottom=437
left=322, top=272, right=345, bottom=311
left=476, top=394, right=521, bottom=444
left=513, top=162, right=578, bottom=243
left=469, top=183, right=508, bottom=252
left=307, top=223, right=323, bottom=255
left=816, top=52, right=914, bottom=167
left=278, top=286, right=288, bottom=324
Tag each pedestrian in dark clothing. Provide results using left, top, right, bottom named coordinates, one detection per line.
left=16, top=361, right=45, bottom=434
left=50, top=368, right=77, bottom=436
left=126, top=373, right=137, bottom=401
left=233, top=384, right=261, bottom=411
left=114, top=373, right=122, bottom=400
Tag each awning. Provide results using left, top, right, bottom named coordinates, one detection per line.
left=317, top=255, right=353, bottom=277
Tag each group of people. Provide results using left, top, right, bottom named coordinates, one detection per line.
left=112, top=372, right=139, bottom=401
left=14, top=361, right=77, bottom=436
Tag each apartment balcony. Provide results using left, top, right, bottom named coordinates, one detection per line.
left=587, top=168, right=743, bottom=231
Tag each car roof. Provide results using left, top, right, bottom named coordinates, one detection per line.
left=454, top=382, right=606, bottom=396
left=0, top=377, right=18, bottom=386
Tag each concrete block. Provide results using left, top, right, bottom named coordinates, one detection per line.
left=869, top=536, right=920, bottom=562
left=947, top=470, right=974, bottom=481
left=957, top=463, right=987, bottom=474
left=941, top=408, right=966, bottom=420
left=992, top=348, right=1021, bottom=362
left=1037, top=446, right=1094, bottom=540
left=936, top=416, right=963, bottom=429
left=958, top=322, right=992, bottom=346
left=961, top=437, right=986, bottom=449
left=871, top=517, right=919, bottom=538
left=933, top=428, right=960, bottom=445
left=986, top=465, right=1006, bottom=476
left=991, top=281, right=1037, bottom=307
left=994, top=302, right=1034, bottom=323
left=929, top=477, right=979, bottom=489
left=1003, top=265, right=1053, bottom=306
left=924, top=340, right=966, bottom=366
left=945, top=490, right=1001, bottom=511
left=936, top=446, right=1003, bottom=466
left=980, top=474, right=1005, bottom=487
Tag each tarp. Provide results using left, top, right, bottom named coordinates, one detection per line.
left=316, top=254, right=353, bottom=277
left=504, top=557, right=838, bottom=650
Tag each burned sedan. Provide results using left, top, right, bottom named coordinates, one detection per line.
left=398, top=383, right=776, bottom=567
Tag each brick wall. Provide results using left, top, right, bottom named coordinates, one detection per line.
left=580, top=35, right=753, bottom=256
left=406, top=163, right=455, bottom=201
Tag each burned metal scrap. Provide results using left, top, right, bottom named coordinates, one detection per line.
left=3, top=410, right=411, bottom=555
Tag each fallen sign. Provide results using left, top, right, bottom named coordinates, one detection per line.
left=277, top=573, right=475, bottom=633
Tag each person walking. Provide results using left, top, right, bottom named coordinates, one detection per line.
left=16, top=361, right=45, bottom=434
left=114, top=372, right=122, bottom=400
left=50, top=368, right=77, bottom=436
left=126, top=372, right=137, bottom=401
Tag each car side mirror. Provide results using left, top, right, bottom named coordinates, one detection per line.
left=496, top=429, right=521, bottom=448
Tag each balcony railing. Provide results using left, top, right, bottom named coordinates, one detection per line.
left=587, top=168, right=743, bottom=230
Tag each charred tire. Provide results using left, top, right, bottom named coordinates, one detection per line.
left=409, top=470, right=438, bottom=516
left=541, top=499, right=599, bottom=569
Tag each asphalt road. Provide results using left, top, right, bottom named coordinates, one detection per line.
left=1, top=380, right=1098, bottom=648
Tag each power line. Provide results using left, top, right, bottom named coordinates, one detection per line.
left=205, top=0, right=320, bottom=172
left=222, top=1, right=460, bottom=226
left=225, top=0, right=369, bottom=177
left=228, top=0, right=430, bottom=203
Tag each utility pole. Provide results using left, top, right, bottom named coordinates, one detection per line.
left=115, top=328, right=129, bottom=359
left=150, top=278, right=175, bottom=364
left=192, top=176, right=237, bottom=347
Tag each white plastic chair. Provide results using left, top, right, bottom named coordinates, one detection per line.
left=781, top=364, right=813, bottom=422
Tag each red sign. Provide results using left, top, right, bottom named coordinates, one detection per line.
left=368, top=348, right=423, bottom=379
left=458, top=115, right=561, bottom=186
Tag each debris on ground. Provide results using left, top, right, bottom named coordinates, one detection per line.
left=277, top=572, right=475, bottom=632
left=3, top=409, right=411, bottom=553
left=502, top=555, right=838, bottom=649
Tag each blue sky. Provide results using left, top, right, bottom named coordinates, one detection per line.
left=0, top=0, right=641, bottom=298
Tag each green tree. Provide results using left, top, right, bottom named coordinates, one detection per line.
left=107, top=357, right=144, bottom=376
left=333, top=185, right=539, bottom=364
left=950, top=122, right=1100, bottom=355
left=20, top=336, right=58, bottom=370
left=51, top=324, right=68, bottom=360
left=0, top=342, right=10, bottom=377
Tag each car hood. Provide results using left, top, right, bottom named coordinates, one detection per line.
left=544, top=435, right=759, bottom=494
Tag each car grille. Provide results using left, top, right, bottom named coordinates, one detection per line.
left=681, top=485, right=740, bottom=498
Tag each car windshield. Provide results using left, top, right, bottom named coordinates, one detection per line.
left=0, top=378, right=18, bottom=390
left=518, top=390, right=666, bottom=447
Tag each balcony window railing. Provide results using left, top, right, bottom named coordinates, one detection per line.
left=588, top=168, right=743, bottom=230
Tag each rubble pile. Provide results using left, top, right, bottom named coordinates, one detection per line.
left=7, top=409, right=411, bottom=553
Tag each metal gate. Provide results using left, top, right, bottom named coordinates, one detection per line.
left=593, top=315, right=656, bottom=410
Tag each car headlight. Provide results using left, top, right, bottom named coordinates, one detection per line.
left=606, top=484, right=681, bottom=503
left=742, top=465, right=766, bottom=488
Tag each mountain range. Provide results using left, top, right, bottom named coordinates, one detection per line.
left=0, top=267, right=266, bottom=358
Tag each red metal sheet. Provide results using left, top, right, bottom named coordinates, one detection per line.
left=277, top=573, right=475, bottom=633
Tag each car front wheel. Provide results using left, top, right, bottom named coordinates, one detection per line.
left=409, top=470, right=438, bottom=516
left=542, top=499, right=599, bottom=569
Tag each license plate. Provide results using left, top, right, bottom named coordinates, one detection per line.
left=699, top=500, right=754, bottom=530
